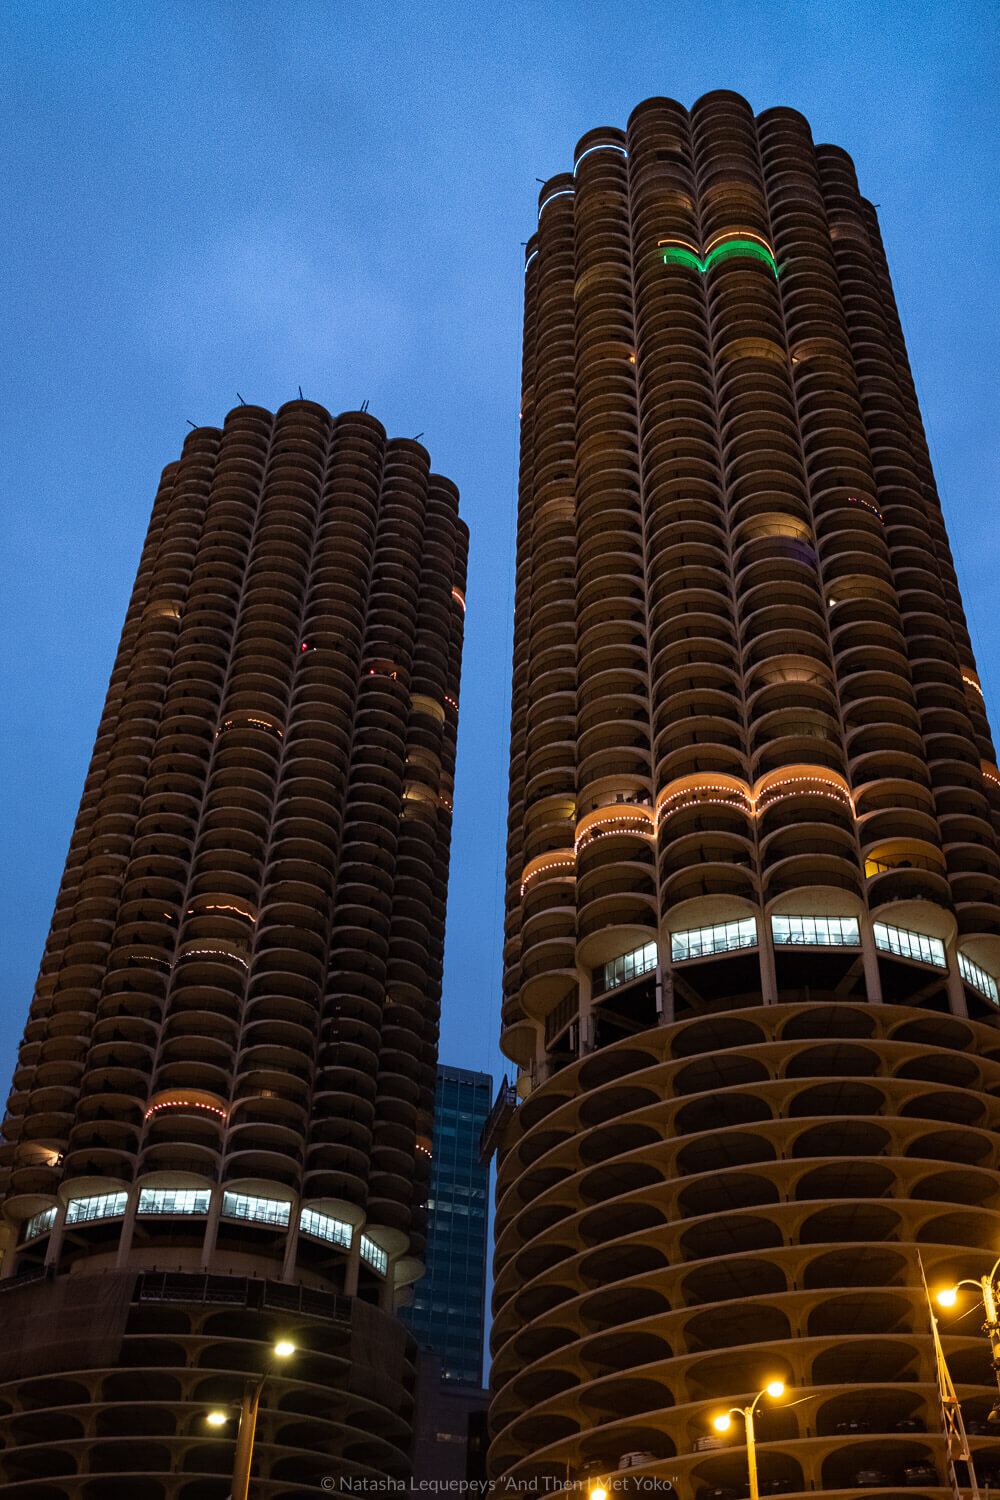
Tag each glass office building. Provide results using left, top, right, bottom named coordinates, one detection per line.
left=407, top=1065, right=491, bottom=1384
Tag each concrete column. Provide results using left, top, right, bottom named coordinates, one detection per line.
left=201, top=1184, right=224, bottom=1269
left=0, top=1219, right=17, bottom=1278
left=344, top=1231, right=361, bottom=1297
left=858, top=912, right=884, bottom=1003
left=114, top=1183, right=141, bottom=1268
left=44, top=1202, right=68, bottom=1270
left=945, top=940, right=969, bottom=1017
left=758, top=916, right=778, bottom=1004
left=281, top=1196, right=301, bottom=1281
left=576, top=970, right=593, bottom=1054
left=380, top=1255, right=399, bottom=1314
left=657, top=960, right=674, bottom=1025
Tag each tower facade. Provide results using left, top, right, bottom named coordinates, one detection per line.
left=406, top=1064, right=491, bottom=1384
left=493, top=93, right=1000, bottom=1491
left=0, top=400, right=467, bottom=1496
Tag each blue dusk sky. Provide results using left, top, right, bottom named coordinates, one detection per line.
left=1, top=0, right=998, bottom=1101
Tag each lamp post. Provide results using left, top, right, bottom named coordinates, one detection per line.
left=206, top=1339, right=295, bottom=1500
left=712, top=1380, right=786, bottom=1500
left=938, top=1261, right=1000, bottom=1414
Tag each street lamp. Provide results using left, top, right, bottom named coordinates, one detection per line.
left=206, top=1340, right=296, bottom=1500
left=938, top=1260, right=1000, bottom=1417
left=712, top=1380, right=786, bottom=1500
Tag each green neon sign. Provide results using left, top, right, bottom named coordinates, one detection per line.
left=661, top=237, right=778, bottom=277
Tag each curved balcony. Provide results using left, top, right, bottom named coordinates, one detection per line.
left=862, top=838, right=952, bottom=907
left=489, top=994, right=1000, bottom=1484
left=0, top=1268, right=415, bottom=1492
left=656, top=773, right=755, bottom=836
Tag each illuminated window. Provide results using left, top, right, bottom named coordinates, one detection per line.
left=66, top=1192, right=128, bottom=1225
left=299, top=1207, right=352, bottom=1248
left=672, top=918, right=757, bottom=962
left=360, top=1234, right=388, bottom=1275
left=873, top=922, right=946, bottom=969
left=772, top=915, right=860, bottom=948
left=145, top=599, right=181, bottom=621
left=959, top=952, right=999, bottom=1005
left=221, top=1192, right=290, bottom=1228
left=22, top=1207, right=57, bottom=1241
left=138, top=1188, right=211, bottom=1216
left=593, top=941, right=658, bottom=997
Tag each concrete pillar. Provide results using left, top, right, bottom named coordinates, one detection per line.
left=858, top=912, right=884, bottom=1003
left=0, top=1219, right=17, bottom=1279
left=114, top=1183, right=141, bottom=1268
left=576, top=970, right=593, bottom=1054
left=759, top=916, right=778, bottom=1004
left=380, top=1255, right=398, bottom=1314
left=657, top=959, right=674, bottom=1025
left=44, top=1202, right=67, bottom=1270
left=281, top=1196, right=301, bottom=1281
left=945, top=940, right=969, bottom=1017
left=344, top=1231, right=361, bottom=1297
left=201, top=1184, right=224, bottom=1269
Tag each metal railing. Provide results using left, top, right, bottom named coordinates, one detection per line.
left=137, top=1271, right=352, bottom=1325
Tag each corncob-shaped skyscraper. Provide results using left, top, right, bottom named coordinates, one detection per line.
left=492, top=91, right=1000, bottom=1491
left=0, top=399, right=467, bottom=1496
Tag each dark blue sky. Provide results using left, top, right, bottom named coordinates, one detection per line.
left=2, top=0, right=998, bottom=1101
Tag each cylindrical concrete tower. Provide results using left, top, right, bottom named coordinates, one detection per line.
left=0, top=400, right=468, bottom=1497
left=493, top=92, right=1000, bottom=1494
